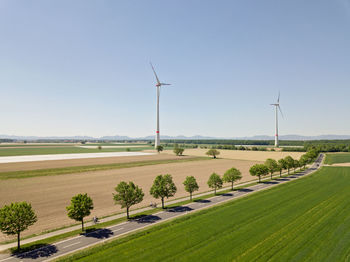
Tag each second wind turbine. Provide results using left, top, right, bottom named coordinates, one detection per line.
left=270, top=92, right=284, bottom=147
left=150, top=63, right=171, bottom=149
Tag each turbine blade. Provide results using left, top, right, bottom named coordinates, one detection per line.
left=150, top=62, right=160, bottom=84
left=277, top=91, right=280, bottom=103
left=278, top=105, right=284, bottom=118
left=160, top=83, right=171, bottom=86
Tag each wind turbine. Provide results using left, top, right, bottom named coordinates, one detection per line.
left=270, top=92, right=284, bottom=147
left=150, top=63, right=171, bottom=149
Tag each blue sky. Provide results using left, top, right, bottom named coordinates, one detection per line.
left=0, top=0, right=350, bottom=138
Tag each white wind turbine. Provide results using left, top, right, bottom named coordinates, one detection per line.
left=150, top=63, right=171, bottom=149
left=270, top=92, right=284, bottom=147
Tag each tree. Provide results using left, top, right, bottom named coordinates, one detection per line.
left=0, top=202, right=37, bottom=250
left=150, top=174, right=177, bottom=209
left=278, top=158, right=287, bottom=177
left=265, top=158, right=278, bottom=179
left=206, top=149, right=220, bottom=159
left=173, top=147, right=184, bottom=156
left=66, top=193, right=94, bottom=232
left=98, top=145, right=102, bottom=150
left=113, top=181, right=144, bottom=219
left=223, top=167, right=242, bottom=190
left=249, top=164, right=269, bottom=182
left=284, top=156, right=295, bottom=174
left=299, top=155, right=308, bottom=169
left=207, top=173, right=223, bottom=195
left=294, top=159, right=300, bottom=171
left=183, top=176, right=199, bottom=201
left=156, top=145, right=163, bottom=153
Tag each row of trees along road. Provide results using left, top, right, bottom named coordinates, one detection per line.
left=249, top=150, right=319, bottom=182
left=0, top=149, right=318, bottom=250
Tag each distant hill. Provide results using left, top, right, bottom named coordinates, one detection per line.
left=1, top=134, right=350, bottom=141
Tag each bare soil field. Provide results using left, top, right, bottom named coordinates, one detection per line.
left=0, top=158, right=260, bottom=241
left=0, top=154, right=191, bottom=172
left=174, top=148, right=304, bottom=161
left=332, top=163, right=350, bottom=166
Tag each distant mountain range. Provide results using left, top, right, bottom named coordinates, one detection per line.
left=1, top=134, right=350, bottom=141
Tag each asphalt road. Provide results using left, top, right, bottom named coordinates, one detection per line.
left=0, top=154, right=324, bottom=262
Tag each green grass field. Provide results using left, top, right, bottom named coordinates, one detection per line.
left=59, top=167, right=350, bottom=262
left=325, top=153, right=350, bottom=165
left=0, top=146, right=153, bottom=156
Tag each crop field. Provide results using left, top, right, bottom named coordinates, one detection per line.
left=0, top=154, right=194, bottom=172
left=59, top=167, right=350, bottom=262
left=171, top=148, right=304, bottom=161
left=0, top=146, right=152, bottom=157
left=325, top=153, right=350, bottom=165
left=0, top=157, right=260, bottom=241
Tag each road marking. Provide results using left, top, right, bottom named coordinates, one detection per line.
left=63, top=242, right=81, bottom=249
left=112, top=228, right=124, bottom=233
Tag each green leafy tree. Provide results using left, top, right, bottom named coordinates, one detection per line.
left=223, top=167, right=242, bottom=190
left=278, top=158, right=287, bottom=177
left=265, top=158, right=278, bottom=179
left=0, top=202, right=37, bottom=250
left=183, top=176, right=199, bottom=201
left=207, top=173, right=223, bottom=195
left=173, top=147, right=184, bottom=156
left=113, top=181, right=144, bottom=219
left=299, top=155, right=308, bottom=169
left=284, top=156, right=295, bottom=174
left=150, top=174, right=177, bottom=209
left=156, top=145, right=164, bottom=153
left=249, top=164, right=269, bottom=182
left=66, top=193, right=94, bottom=232
left=294, top=159, right=300, bottom=171
left=206, top=149, right=220, bottom=159
left=276, top=163, right=283, bottom=177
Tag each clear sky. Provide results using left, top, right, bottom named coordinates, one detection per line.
left=0, top=0, right=350, bottom=138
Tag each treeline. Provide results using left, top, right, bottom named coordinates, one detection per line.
left=162, top=139, right=304, bottom=146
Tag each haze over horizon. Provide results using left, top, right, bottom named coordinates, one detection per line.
left=1, top=0, right=350, bottom=138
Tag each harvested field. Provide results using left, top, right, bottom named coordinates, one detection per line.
left=332, top=163, right=350, bottom=166
left=175, top=148, right=304, bottom=161
left=0, top=158, right=260, bottom=241
left=0, top=154, right=193, bottom=172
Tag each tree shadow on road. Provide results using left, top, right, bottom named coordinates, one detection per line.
left=167, top=206, right=193, bottom=213
left=221, top=193, right=233, bottom=197
left=133, top=215, right=161, bottom=224
left=84, top=228, right=114, bottom=239
left=237, top=188, right=253, bottom=192
left=13, top=244, right=58, bottom=259
left=194, top=199, right=210, bottom=203
left=262, top=181, right=279, bottom=185
left=277, top=178, right=290, bottom=181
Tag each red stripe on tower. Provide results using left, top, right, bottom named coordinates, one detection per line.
left=156, top=131, right=159, bottom=133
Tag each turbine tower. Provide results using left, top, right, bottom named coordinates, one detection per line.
left=150, top=63, right=170, bottom=149
left=270, top=92, right=284, bottom=147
